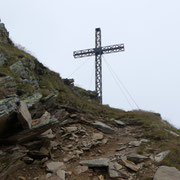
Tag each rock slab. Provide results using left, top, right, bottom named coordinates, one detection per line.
left=154, top=166, right=180, bottom=180
left=56, top=170, right=66, bottom=180
left=80, top=158, right=109, bottom=167
left=114, top=120, right=125, bottom=127
left=92, top=133, right=103, bottom=141
left=127, top=153, right=148, bottom=164
left=154, top=150, right=170, bottom=163
left=92, top=121, right=115, bottom=134
left=46, top=162, right=66, bottom=173
left=74, top=165, right=88, bottom=175
left=121, top=158, right=140, bottom=172
left=17, top=101, right=32, bottom=129
left=108, top=162, right=126, bottom=178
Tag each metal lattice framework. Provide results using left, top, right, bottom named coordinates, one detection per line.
left=73, top=28, right=125, bottom=104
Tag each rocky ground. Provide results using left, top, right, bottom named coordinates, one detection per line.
left=1, top=101, right=180, bottom=180
left=0, top=22, right=180, bottom=180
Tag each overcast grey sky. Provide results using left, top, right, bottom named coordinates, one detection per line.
left=0, top=0, right=180, bottom=128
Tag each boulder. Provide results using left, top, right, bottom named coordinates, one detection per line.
left=17, top=101, right=32, bottom=129
left=80, top=158, right=109, bottom=167
left=154, top=166, right=180, bottom=180
left=1, top=117, right=57, bottom=144
left=92, top=121, right=115, bottom=134
left=154, top=150, right=170, bottom=163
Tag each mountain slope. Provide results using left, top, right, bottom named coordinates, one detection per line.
left=0, top=23, right=180, bottom=180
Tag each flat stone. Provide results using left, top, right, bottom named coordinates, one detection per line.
left=63, top=155, right=75, bottom=162
left=47, top=175, right=61, bottom=180
left=17, top=101, right=32, bottom=129
left=46, top=173, right=52, bottom=179
left=98, top=175, right=104, bottom=180
left=92, top=133, right=104, bottom=141
left=154, top=150, right=170, bottom=163
left=56, top=170, right=66, bottom=180
left=114, top=120, right=126, bottom=127
left=127, top=153, right=148, bottom=164
left=108, top=162, right=125, bottom=178
left=128, top=141, right=141, bottom=147
left=114, top=162, right=123, bottom=170
left=80, top=158, right=109, bottom=167
left=66, top=126, right=78, bottom=133
left=121, top=158, right=140, bottom=172
left=32, top=111, right=51, bottom=127
left=92, top=121, right=115, bottom=134
left=46, top=162, right=66, bottom=173
left=22, top=156, right=34, bottom=164
left=41, top=129, right=55, bottom=139
left=70, top=114, right=77, bottom=118
left=74, top=165, right=88, bottom=175
left=102, top=138, right=108, bottom=144
left=154, top=166, right=180, bottom=180
left=116, top=146, right=127, bottom=151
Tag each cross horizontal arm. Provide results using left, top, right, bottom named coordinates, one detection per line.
left=74, top=44, right=124, bottom=59
left=101, top=44, right=125, bottom=55
left=73, top=48, right=95, bottom=58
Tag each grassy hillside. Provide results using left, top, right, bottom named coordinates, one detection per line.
left=0, top=24, right=180, bottom=172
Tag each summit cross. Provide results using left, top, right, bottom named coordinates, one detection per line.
left=73, top=28, right=125, bottom=104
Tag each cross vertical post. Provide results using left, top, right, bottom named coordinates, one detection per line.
left=95, top=28, right=102, bottom=103
left=73, top=28, right=125, bottom=104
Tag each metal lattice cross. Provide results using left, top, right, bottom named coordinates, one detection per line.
left=73, top=28, right=125, bottom=104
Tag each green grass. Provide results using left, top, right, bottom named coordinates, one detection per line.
left=122, top=111, right=180, bottom=170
